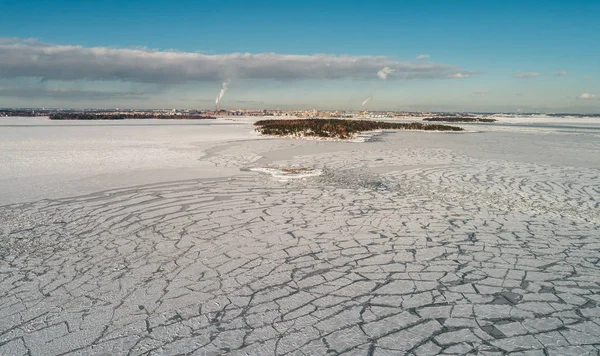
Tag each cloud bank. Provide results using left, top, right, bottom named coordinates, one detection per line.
left=555, top=71, right=567, bottom=76
left=0, top=38, right=471, bottom=83
left=0, top=87, right=145, bottom=99
left=416, top=54, right=430, bottom=60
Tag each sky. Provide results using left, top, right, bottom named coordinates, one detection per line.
left=0, top=0, right=599, bottom=112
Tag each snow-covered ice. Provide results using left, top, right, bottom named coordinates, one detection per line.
left=1, top=115, right=599, bottom=355
left=249, top=167, right=323, bottom=180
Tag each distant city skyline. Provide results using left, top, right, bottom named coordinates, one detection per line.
left=0, top=0, right=599, bottom=112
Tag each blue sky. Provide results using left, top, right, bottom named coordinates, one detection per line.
left=1, top=0, right=599, bottom=112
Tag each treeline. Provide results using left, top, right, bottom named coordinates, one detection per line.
left=0, top=110, right=47, bottom=117
left=255, top=119, right=463, bottom=139
left=49, top=113, right=216, bottom=120
left=423, top=117, right=496, bottom=123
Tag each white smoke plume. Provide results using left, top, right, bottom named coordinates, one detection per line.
left=215, top=79, right=230, bottom=107
left=377, top=67, right=395, bottom=80
left=360, top=67, right=394, bottom=108
left=361, top=96, right=372, bottom=107
left=358, top=67, right=394, bottom=109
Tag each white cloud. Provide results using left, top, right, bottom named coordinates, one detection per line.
left=555, top=71, right=567, bottom=76
left=577, top=93, right=599, bottom=100
left=416, top=54, right=430, bottom=60
left=515, top=72, right=540, bottom=78
left=447, top=73, right=469, bottom=78
left=376, top=67, right=395, bottom=80
left=0, top=38, right=472, bottom=83
left=473, top=90, right=489, bottom=95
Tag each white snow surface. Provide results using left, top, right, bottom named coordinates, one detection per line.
left=1, top=115, right=599, bottom=204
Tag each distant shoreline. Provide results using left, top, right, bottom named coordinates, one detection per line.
left=49, top=113, right=216, bottom=120
left=424, top=117, right=497, bottom=123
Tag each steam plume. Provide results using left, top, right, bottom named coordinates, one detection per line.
left=215, top=79, right=230, bottom=110
left=359, top=67, right=392, bottom=108
left=361, top=96, right=372, bottom=107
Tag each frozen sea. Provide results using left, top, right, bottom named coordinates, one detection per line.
left=1, top=115, right=598, bottom=205
left=1, top=115, right=599, bottom=355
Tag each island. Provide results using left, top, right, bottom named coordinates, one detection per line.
left=255, top=119, right=463, bottom=139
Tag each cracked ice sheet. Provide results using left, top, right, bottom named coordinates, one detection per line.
left=1, top=116, right=600, bottom=355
